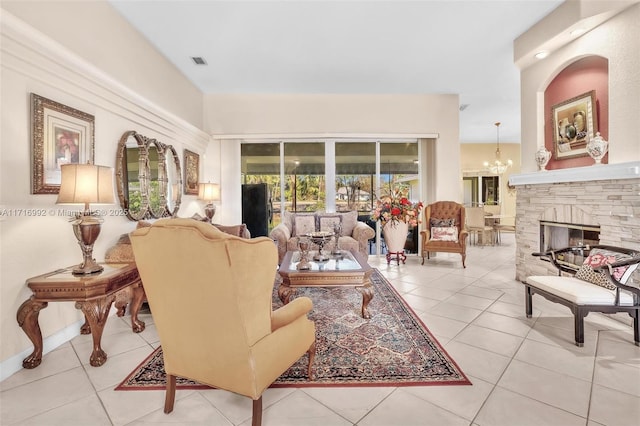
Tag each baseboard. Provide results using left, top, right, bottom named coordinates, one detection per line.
left=0, top=319, right=83, bottom=382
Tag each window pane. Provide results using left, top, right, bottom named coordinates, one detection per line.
left=284, top=142, right=325, bottom=213
left=379, top=142, right=419, bottom=200
left=335, top=142, right=376, bottom=214
left=241, top=143, right=281, bottom=227
left=482, top=176, right=499, bottom=205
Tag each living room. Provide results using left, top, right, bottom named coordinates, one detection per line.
left=2, top=1, right=639, bottom=425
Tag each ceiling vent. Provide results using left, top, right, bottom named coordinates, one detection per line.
left=191, top=57, right=207, bottom=65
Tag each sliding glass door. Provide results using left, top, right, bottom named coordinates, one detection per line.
left=241, top=139, right=420, bottom=241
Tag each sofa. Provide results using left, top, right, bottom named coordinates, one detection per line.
left=269, top=211, right=375, bottom=264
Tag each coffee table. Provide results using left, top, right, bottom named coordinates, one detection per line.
left=277, top=250, right=374, bottom=318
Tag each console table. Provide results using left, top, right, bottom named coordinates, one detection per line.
left=16, top=263, right=145, bottom=368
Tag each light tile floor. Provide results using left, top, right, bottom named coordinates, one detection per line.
left=2, top=234, right=639, bottom=425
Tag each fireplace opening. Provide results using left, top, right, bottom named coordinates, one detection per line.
left=540, top=220, right=600, bottom=269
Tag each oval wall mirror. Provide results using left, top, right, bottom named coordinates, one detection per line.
left=165, top=144, right=182, bottom=216
left=147, top=139, right=167, bottom=219
left=116, top=131, right=182, bottom=221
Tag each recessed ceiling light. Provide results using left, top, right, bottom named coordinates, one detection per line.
left=534, top=51, right=549, bottom=59
left=191, top=57, right=207, bottom=65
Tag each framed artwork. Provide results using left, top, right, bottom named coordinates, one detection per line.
left=183, top=149, right=199, bottom=195
left=31, top=93, right=95, bottom=194
left=552, top=90, right=597, bottom=160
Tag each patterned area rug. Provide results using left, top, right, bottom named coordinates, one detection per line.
left=115, top=269, right=470, bottom=390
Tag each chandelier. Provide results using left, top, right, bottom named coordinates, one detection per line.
left=483, top=122, right=513, bottom=174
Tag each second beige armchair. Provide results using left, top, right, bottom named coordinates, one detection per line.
left=130, top=219, right=316, bottom=426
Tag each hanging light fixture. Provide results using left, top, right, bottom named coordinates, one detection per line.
left=483, top=122, right=513, bottom=174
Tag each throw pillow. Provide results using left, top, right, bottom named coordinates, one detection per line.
left=430, top=226, right=458, bottom=242
left=574, top=248, right=638, bottom=290
left=337, top=211, right=358, bottom=236
left=316, top=211, right=358, bottom=236
left=293, top=215, right=316, bottom=237
left=318, top=215, right=342, bottom=233
left=430, top=218, right=455, bottom=227
left=213, top=224, right=249, bottom=238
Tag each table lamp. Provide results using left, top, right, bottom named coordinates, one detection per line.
left=198, top=182, right=220, bottom=223
left=56, top=163, right=115, bottom=275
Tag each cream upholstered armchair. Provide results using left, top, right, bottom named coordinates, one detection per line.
left=420, top=201, right=469, bottom=268
left=130, top=219, right=316, bottom=426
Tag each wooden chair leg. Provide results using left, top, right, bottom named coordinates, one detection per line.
left=307, top=341, right=316, bottom=380
left=525, top=286, right=533, bottom=318
left=164, top=374, right=176, bottom=413
left=252, top=396, right=263, bottom=426
left=574, top=308, right=587, bottom=347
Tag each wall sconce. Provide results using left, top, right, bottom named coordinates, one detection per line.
left=198, top=182, right=221, bottom=223
left=56, top=164, right=115, bottom=275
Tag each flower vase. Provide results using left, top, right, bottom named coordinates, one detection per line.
left=383, top=221, right=409, bottom=253
left=535, top=146, right=551, bottom=171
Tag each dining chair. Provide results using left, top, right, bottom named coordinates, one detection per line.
left=494, top=216, right=516, bottom=245
left=466, top=206, right=495, bottom=245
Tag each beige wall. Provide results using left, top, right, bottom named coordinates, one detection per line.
left=204, top=93, right=464, bottom=215
left=518, top=2, right=640, bottom=171
left=461, top=143, right=521, bottom=219
left=2, top=0, right=204, bottom=128
left=0, top=9, right=209, bottom=377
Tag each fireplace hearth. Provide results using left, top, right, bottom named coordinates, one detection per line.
left=510, top=162, right=640, bottom=283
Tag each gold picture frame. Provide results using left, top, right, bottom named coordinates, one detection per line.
left=183, top=149, right=199, bottom=195
left=552, top=90, right=597, bottom=160
left=31, top=94, right=95, bottom=194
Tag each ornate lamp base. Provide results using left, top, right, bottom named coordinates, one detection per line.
left=204, top=203, right=216, bottom=223
left=71, top=216, right=104, bottom=275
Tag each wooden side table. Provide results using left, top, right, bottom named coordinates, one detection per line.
left=16, top=263, right=145, bottom=368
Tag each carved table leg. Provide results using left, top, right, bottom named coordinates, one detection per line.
left=278, top=282, right=295, bottom=305
left=80, top=316, right=91, bottom=334
left=16, top=297, right=48, bottom=369
left=358, top=283, right=374, bottom=319
left=75, top=295, right=115, bottom=367
left=129, top=282, right=146, bottom=333
left=114, top=287, right=132, bottom=317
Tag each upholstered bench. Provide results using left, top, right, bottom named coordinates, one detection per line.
left=524, top=245, right=640, bottom=347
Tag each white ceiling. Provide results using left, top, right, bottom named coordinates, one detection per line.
left=109, top=0, right=563, bottom=144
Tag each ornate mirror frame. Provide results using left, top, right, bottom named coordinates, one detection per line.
left=116, top=131, right=182, bottom=221
left=165, top=144, right=182, bottom=216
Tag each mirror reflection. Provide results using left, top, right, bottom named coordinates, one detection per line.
left=165, top=145, right=182, bottom=216
left=116, top=131, right=182, bottom=221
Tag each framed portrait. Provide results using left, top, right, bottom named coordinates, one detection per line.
left=552, top=90, right=597, bottom=160
left=31, top=94, right=95, bottom=194
left=183, top=149, right=199, bottom=195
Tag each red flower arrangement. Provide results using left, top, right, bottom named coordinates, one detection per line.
left=371, top=188, right=423, bottom=226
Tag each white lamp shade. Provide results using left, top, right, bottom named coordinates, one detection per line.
left=198, top=182, right=221, bottom=202
left=56, top=164, right=115, bottom=205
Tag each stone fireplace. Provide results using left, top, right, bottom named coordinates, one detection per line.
left=510, top=162, right=640, bottom=282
